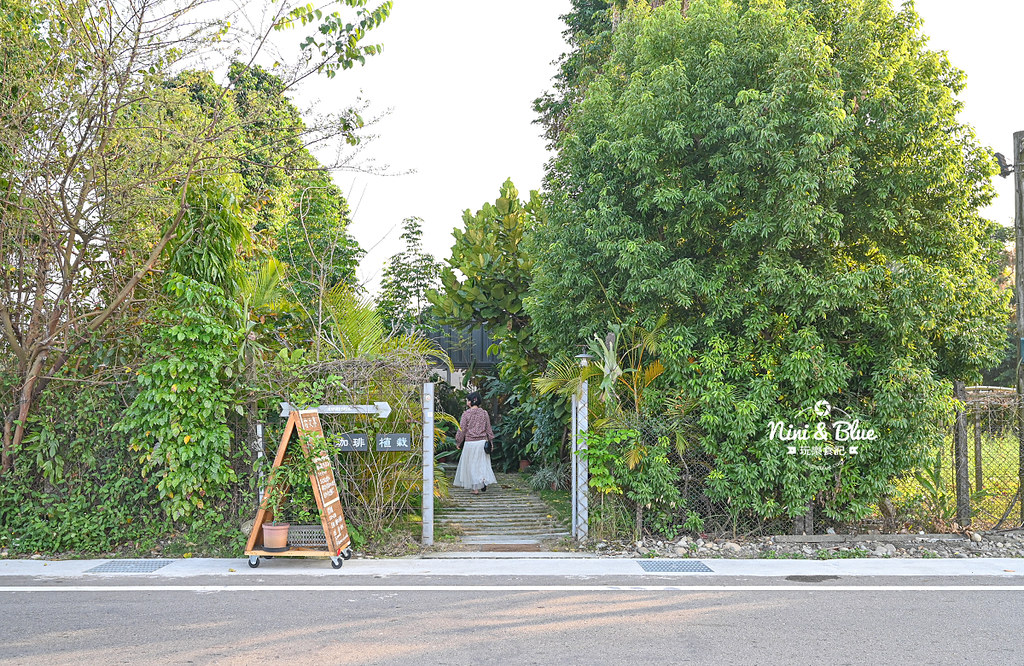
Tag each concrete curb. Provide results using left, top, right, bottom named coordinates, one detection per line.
left=1, top=556, right=1022, bottom=579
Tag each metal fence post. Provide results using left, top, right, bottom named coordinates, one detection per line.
left=422, top=382, right=434, bottom=546
left=953, top=381, right=971, bottom=528
left=574, top=378, right=589, bottom=542
left=1014, top=130, right=1024, bottom=526
left=571, top=393, right=578, bottom=538
left=973, top=404, right=983, bottom=492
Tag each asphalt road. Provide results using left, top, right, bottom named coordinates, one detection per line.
left=2, top=575, right=1022, bottom=665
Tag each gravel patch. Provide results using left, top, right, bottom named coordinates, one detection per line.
left=558, top=528, right=1024, bottom=560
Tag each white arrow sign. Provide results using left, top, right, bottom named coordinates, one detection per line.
left=279, top=402, right=392, bottom=419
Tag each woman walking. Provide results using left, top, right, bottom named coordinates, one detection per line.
left=453, top=391, right=497, bottom=495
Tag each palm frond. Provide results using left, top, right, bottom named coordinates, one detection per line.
left=381, top=332, right=453, bottom=372
left=323, top=284, right=385, bottom=358
left=635, top=313, right=668, bottom=355
left=534, top=354, right=598, bottom=398
left=241, top=257, right=286, bottom=310
left=622, top=441, right=646, bottom=471
left=643, top=359, right=665, bottom=387
left=435, top=413, right=460, bottom=429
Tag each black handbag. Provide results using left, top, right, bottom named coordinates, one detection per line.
left=484, top=440, right=493, bottom=455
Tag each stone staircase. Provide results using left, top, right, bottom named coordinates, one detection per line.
left=437, top=472, right=570, bottom=549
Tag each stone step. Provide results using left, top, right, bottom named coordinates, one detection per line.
left=446, top=491, right=544, bottom=497
left=439, top=510, right=554, bottom=517
left=440, top=518, right=562, bottom=525
left=438, top=516, right=561, bottom=524
left=438, top=509, right=554, bottom=517
left=438, top=472, right=568, bottom=547
left=440, top=506, right=551, bottom=511
left=440, top=500, right=550, bottom=506
left=456, top=530, right=570, bottom=538
left=438, top=516, right=561, bottom=520
left=440, top=518, right=558, bottom=526
left=460, top=534, right=570, bottom=544
left=444, top=524, right=564, bottom=533
left=442, top=515, right=553, bottom=521
left=440, top=504, right=553, bottom=511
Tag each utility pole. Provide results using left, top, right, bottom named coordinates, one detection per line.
left=1016, top=131, right=1024, bottom=526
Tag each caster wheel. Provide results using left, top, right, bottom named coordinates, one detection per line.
left=248, top=556, right=260, bottom=568
left=330, top=557, right=343, bottom=569
left=342, top=548, right=353, bottom=560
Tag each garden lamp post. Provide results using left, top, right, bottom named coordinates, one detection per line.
left=572, top=352, right=593, bottom=540
left=997, top=131, right=1024, bottom=526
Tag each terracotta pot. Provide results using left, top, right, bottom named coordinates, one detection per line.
left=519, top=460, right=531, bottom=472
left=262, top=523, right=289, bottom=550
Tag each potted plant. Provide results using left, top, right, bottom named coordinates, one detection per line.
left=259, top=448, right=316, bottom=550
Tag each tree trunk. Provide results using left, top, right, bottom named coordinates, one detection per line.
left=1, top=414, right=12, bottom=473
left=4, top=351, right=48, bottom=473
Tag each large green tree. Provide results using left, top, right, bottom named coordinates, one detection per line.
left=430, top=179, right=545, bottom=376
left=533, top=0, right=614, bottom=149
left=377, top=217, right=441, bottom=333
left=528, top=0, right=1009, bottom=521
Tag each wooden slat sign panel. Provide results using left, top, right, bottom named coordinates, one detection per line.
left=375, top=433, right=412, bottom=451
left=335, top=433, right=370, bottom=452
left=296, top=410, right=351, bottom=554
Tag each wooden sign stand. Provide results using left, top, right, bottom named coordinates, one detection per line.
left=245, top=409, right=353, bottom=569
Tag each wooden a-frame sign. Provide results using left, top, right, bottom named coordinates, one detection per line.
left=245, top=409, right=351, bottom=558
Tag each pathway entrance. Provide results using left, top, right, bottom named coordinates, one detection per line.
left=437, top=472, right=570, bottom=551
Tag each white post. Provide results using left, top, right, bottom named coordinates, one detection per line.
left=575, top=379, right=589, bottom=541
left=571, top=394, right=578, bottom=537
left=422, top=382, right=435, bottom=546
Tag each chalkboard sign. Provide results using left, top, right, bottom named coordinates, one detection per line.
left=335, top=433, right=370, bottom=452
left=295, top=410, right=351, bottom=555
left=375, top=433, right=412, bottom=452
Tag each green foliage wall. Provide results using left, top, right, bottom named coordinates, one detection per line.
left=118, top=275, right=244, bottom=520
left=528, top=0, right=1010, bottom=521
left=0, top=382, right=164, bottom=553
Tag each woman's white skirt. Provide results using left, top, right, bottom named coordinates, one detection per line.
left=453, top=439, right=497, bottom=491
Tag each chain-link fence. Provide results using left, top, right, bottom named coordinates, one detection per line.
left=585, top=413, right=778, bottom=540
left=954, top=387, right=1022, bottom=529
left=587, top=390, right=1024, bottom=539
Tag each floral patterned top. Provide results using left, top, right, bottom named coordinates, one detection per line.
left=456, top=406, right=495, bottom=445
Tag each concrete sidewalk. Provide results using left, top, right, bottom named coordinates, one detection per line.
left=1, top=555, right=1022, bottom=579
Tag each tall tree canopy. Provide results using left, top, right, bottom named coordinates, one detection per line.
left=527, top=0, right=1009, bottom=520
left=377, top=217, right=441, bottom=333
left=0, top=0, right=386, bottom=474
left=430, top=179, right=546, bottom=377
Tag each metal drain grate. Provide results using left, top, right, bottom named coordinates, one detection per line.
left=85, top=560, right=173, bottom=574
left=637, top=560, right=713, bottom=573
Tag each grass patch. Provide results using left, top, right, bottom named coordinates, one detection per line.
left=890, top=433, right=1020, bottom=531
left=537, top=487, right=571, bottom=525
left=814, top=547, right=871, bottom=560
left=761, top=550, right=808, bottom=559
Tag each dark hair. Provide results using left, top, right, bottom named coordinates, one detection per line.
left=467, top=391, right=482, bottom=407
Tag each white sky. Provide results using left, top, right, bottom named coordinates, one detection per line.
left=300, top=0, right=1023, bottom=293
